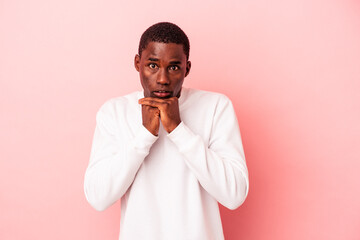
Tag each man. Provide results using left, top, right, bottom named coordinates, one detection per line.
left=84, top=22, right=249, bottom=240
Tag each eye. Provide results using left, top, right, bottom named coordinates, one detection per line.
left=169, top=65, right=179, bottom=71
left=148, top=63, right=158, bottom=69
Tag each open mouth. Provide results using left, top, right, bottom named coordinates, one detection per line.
left=153, top=91, right=172, bottom=98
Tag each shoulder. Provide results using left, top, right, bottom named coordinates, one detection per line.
left=99, top=91, right=140, bottom=111
left=96, top=91, right=140, bottom=119
left=184, top=88, right=232, bottom=107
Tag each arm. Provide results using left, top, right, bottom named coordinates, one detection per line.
left=167, top=96, right=249, bottom=210
left=84, top=101, right=158, bottom=211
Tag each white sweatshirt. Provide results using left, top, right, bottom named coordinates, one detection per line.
left=84, top=87, right=249, bottom=240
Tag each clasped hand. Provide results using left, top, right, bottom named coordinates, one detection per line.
left=138, top=97, right=181, bottom=136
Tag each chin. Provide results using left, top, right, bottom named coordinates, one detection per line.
left=153, top=95, right=173, bottom=99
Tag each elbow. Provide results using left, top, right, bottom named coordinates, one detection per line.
left=223, top=193, right=247, bottom=210
left=91, top=203, right=110, bottom=212
left=84, top=171, right=124, bottom=212
left=84, top=180, right=113, bottom=212
left=84, top=189, right=112, bottom=212
left=86, top=196, right=110, bottom=212
left=222, top=178, right=249, bottom=210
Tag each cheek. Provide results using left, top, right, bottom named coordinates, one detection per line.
left=173, top=78, right=184, bottom=92
left=176, top=79, right=184, bottom=87
left=141, top=76, right=154, bottom=88
left=140, top=70, right=156, bottom=89
left=141, top=67, right=155, bottom=79
left=139, top=68, right=149, bottom=81
left=173, top=72, right=185, bottom=84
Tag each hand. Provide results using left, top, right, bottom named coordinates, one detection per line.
left=138, top=97, right=181, bottom=133
left=141, top=105, right=160, bottom=136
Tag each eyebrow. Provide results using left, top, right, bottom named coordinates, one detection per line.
left=147, top=58, right=182, bottom=64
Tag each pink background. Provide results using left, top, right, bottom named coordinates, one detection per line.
left=1, top=0, right=360, bottom=239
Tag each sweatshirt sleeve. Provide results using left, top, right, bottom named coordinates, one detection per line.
left=167, top=96, right=249, bottom=210
left=84, top=101, right=158, bottom=211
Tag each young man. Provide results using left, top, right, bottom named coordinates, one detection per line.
left=84, top=22, right=249, bottom=240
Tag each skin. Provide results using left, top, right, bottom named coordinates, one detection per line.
left=134, top=42, right=191, bottom=136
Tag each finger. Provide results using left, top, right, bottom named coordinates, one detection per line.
left=139, top=99, right=167, bottom=108
left=142, top=105, right=160, bottom=114
left=142, top=105, right=158, bottom=110
left=139, top=97, right=174, bottom=104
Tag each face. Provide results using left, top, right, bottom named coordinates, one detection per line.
left=134, top=42, right=191, bottom=98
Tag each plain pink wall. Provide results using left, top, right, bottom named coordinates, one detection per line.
left=1, top=0, right=359, bottom=239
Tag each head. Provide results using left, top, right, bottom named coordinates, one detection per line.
left=134, top=22, right=191, bottom=98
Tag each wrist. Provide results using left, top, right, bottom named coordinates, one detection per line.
left=166, top=120, right=181, bottom=133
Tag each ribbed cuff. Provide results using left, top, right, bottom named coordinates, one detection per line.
left=131, top=124, right=158, bottom=153
left=167, top=122, right=198, bottom=152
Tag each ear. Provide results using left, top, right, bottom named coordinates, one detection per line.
left=185, top=61, right=191, bottom=77
left=134, top=54, right=140, bottom=72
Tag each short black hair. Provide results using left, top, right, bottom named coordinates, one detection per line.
left=138, top=22, right=190, bottom=60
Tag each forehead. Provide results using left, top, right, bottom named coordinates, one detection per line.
left=142, top=42, right=186, bottom=60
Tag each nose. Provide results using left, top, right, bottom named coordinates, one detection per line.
left=156, top=69, right=170, bottom=85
